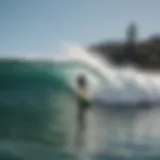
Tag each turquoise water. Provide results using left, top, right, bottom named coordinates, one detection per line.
left=0, top=60, right=80, bottom=159
left=1, top=60, right=160, bottom=159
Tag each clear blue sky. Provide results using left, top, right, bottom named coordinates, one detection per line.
left=0, top=0, right=159, bottom=56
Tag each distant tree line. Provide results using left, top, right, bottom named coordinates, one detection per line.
left=89, top=22, right=160, bottom=70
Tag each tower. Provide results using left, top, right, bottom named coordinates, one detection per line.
left=125, top=22, right=138, bottom=62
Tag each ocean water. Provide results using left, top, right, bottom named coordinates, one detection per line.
left=0, top=60, right=80, bottom=159
left=1, top=46, right=160, bottom=159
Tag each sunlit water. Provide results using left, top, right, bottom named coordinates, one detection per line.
left=1, top=44, right=160, bottom=159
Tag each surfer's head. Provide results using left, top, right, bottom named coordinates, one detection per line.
left=77, top=74, right=87, bottom=88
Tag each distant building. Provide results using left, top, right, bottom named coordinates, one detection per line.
left=126, top=22, right=137, bottom=44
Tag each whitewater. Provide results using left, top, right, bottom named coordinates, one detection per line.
left=1, top=44, right=160, bottom=159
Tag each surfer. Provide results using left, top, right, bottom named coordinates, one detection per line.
left=75, top=74, right=91, bottom=150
